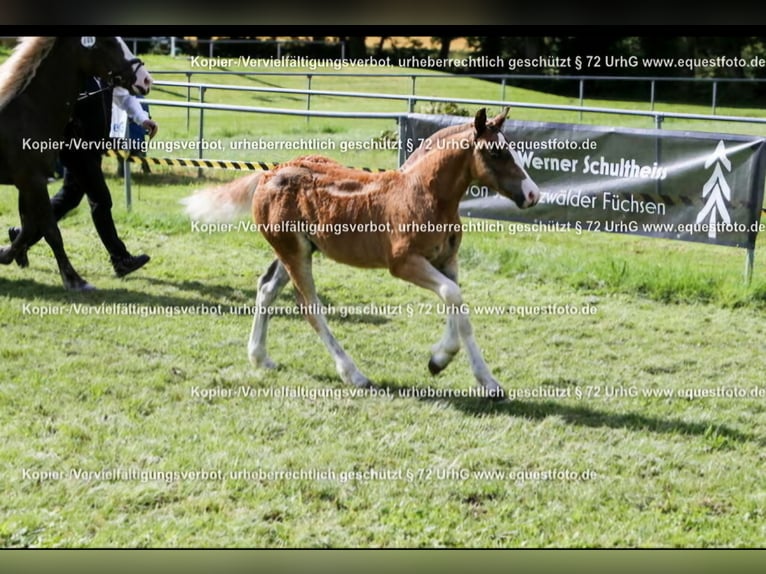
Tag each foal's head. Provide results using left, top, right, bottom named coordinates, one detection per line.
left=471, top=108, right=540, bottom=209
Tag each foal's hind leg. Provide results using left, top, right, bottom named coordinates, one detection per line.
left=391, top=254, right=505, bottom=399
left=276, top=237, right=372, bottom=388
left=248, top=259, right=290, bottom=369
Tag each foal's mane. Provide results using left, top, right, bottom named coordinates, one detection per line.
left=0, top=37, right=57, bottom=112
left=399, top=120, right=474, bottom=170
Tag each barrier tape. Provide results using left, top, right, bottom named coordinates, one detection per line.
left=105, top=150, right=385, bottom=172
left=106, top=151, right=766, bottom=213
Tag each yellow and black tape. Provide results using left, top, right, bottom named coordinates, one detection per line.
left=107, top=150, right=277, bottom=171
left=106, top=151, right=766, bottom=213
left=106, top=150, right=386, bottom=173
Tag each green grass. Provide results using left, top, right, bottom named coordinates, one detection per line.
left=2, top=52, right=766, bottom=548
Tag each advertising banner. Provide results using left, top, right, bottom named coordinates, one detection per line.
left=402, top=114, right=766, bottom=249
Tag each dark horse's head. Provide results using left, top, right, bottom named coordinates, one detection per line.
left=75, top=36, right=153, bottom=96
left=472, top=107, right=540, bottom=209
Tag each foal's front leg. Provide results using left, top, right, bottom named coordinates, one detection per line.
left=428, top=257, right=461, bottom=375
left=391, top=254, right=505, bottom=400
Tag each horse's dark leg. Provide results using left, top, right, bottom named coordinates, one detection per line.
left=428, top=257, right=462, bottom=376
left=390, top=254, right=505, bottom=400
left=7, top=179, right=92, bottom=291
left=0, top=187, right=36, bottom=266
left=248, top=258, right=290, bottom=369
left=5, top=175, right=82, bottom=268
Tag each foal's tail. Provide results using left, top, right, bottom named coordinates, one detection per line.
left=181, top=172, right=264, bottom=223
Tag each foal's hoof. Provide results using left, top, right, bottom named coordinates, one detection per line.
left=428, top=358, right=446, bottom=376
left=484, top=385, right=507, bottom=402
left=428, top=349, right=458, bottom=376
left=344, top=372, right=374, bottom=389
left=249, top=354, right=278, bottom=370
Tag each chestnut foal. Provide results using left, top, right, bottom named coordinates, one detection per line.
left=184, top=108, right=540, bottom=399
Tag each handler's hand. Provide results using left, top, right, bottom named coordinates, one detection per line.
left=142, top=119, right=159, bottom=139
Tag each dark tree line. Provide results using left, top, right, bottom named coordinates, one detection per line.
left=174, top=35, right=766, bottom=103
left=367, top=35, right=766, bottom=103
left=461, top=36, right=766, bottom=79
left=196, top=35, right=766, bottom=79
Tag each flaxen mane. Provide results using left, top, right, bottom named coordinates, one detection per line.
left=0, top=37, right=56, bottom=112
left=400, top=121, right=474, bottom=170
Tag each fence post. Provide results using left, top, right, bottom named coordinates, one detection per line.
left=501, top=77, right=506, bottom=101
left=745, top=248, right=755, bottom=284
left=397, top=116, right=407, bottom=167
left=124, top=155, right=132, bottom=211
left=185, top=72, right=192, bottom=131
left=578, top=78, right=584, bottom=121
left=650, top=79, right=656, bottom=111
left=306, top=74, right=312, bottom=125
left=170, top=37, right=176, bottom=57
left=712, top=81, right=718, bottom=115
left=198, top=86, right=205, bottom=178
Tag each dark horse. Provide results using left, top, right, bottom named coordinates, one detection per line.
left=0, top=37, right=151, bottom=290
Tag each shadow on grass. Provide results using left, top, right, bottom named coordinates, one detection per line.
left=373, top=379, right=762, bottom=447
left=142, top=277, right=256, bottom=304
left=0, top=276, right=391, bottom=326
left=0, top=276, right=225, bottom=309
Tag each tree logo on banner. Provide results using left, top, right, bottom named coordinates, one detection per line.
left=696, top=140, right=732, bottom=240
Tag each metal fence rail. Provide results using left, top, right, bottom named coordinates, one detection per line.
left=148, top=69, right=766, bottom=115
left=146, top=82, right=766, bottom=133
left=131, top=90, right=766, bottom=196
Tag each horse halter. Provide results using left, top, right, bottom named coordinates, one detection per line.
left=107, top=57, right=145, bottom=90
left=77, top=58, right=144, bottom=101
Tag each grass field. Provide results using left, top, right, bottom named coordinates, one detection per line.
left=1, top=48, right=766, bottom=548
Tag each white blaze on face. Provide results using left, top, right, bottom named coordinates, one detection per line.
left=500, top=132, right=540, bottom=207
left=116, top=36, right=152, bottom=95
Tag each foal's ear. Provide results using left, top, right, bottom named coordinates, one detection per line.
left=491, top=106, right=510, bottom=128
left=474, top=108, right=488, bottom=136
